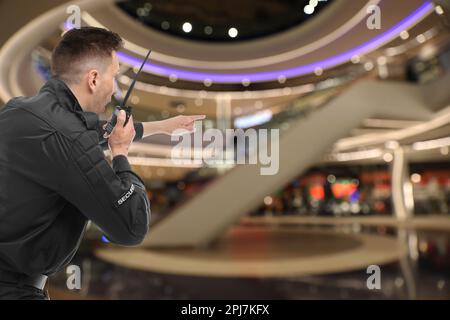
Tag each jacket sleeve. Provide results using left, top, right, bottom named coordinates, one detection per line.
left=97, top=120, right=144, bottom=150
left=42, top=129, right=151, bottom=246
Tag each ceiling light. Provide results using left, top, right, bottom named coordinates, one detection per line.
left=416, top=34, right=426, bottom=43
left=234, top=110, right=273, bottom=128
left=204, top=26, right=213, bottom=35
left=80, top=2, right=435, bottom=84
left=304, top=5, right=314, bottom=15
left=182, top=22, right=192, bottom=33
left=351, top=55, right=361, bottom=64
left=435, top=5, right=444, bottom=15
left=413, top=136, right=450, bottom=151
left=364, top=61, right=375, bottom=71
left=228, top=27, right=238, bottom=38
left=327, top=174, right=336, bottom=183
left=203, top=79, right=212, bottom=87
left=277, top=75, right=286, bottom=84
left=136, top=8, right=149, bottom=17
left=410, top=173, right=421, bottom=183
left=264, top=196, right=273, bottom=206
left=333, top=149, right=383, bottom=162
left=400, top=30, right=409, bottom=40
left=161, top=21, right=170, bottom=30
left=169, top=74, right=178, bottom=82
left=314, top=67, right=323, bottom=76
left=383, top=153, right=393, bottom=162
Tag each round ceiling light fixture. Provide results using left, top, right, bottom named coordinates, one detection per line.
left=182, top=22, right=192, bottom=33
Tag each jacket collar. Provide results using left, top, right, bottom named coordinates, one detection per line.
left=40, top=78, right=99, bottom=130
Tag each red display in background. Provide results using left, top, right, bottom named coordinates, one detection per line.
left=309, top=185, right=325, bottom=200
left=331, top=181, right=358, bottom=199
left=374, top=183, right=391, bottom=191
left=416, top=170, right=450, bottom=185
left=360, top=171, right=391, bottom=184
left=299, top=173, right=326, bottom=187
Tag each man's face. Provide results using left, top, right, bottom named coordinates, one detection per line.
left=92, top=51, right=120, bottom=114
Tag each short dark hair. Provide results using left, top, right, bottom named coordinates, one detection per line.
left=51, top=27, right=123, bottom=84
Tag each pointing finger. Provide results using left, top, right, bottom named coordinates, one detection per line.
left=189, top=115, right=206, bottom=121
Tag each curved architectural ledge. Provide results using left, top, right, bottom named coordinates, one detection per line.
left=96, top=226, right=406, bottom=278
left=0, top=0, right=114, bottom=101
left=0, top=0, right=434, bottom=102
left=241, top=215, right=450, bottom=232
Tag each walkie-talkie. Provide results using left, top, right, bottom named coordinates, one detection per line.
left=104, top=49, right=152, bottom=134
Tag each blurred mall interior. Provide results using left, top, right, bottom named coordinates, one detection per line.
left=0, top=0, right=450, bottom=299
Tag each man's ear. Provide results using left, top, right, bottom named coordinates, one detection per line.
left=87, top=69, right=99, bottom=93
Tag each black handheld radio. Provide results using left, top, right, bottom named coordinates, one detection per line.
left=104, top=49, right=152, bottom=134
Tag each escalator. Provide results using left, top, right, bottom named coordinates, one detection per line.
left=143, top=78, right=437, bottom=248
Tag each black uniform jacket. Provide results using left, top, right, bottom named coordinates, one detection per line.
left=0, top=78, right=150, bottom=276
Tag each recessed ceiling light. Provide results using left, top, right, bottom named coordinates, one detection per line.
left=364, top=61, right=375, bottom=71
left=136, top=8, right=149, bottom=17
left=161, top=21, right=170, bottom=30
left=204, top=26, right=213, bottom=35
left=277, top=75, right=286, bottom=84
left=264, top=196, right=273, bottom=206
left=400, top=30, right=410, bottom=40
left=182, top=22, right=192, bottom=33
left=416, top=34, right=426, bottom=43
left=228, top=27, right=238, bottom=38
left=351, top=55, right=361, bottom=64
left=435, top=5, right=444, bottom=15
left=410, top=173, right=421, bottom=183
left=203, top=79, right=212, bottom=87
left=383, top=153, right=393, bottom=162
left=169, top=74, right=178, bottom=82
left=304, top=5, right=314, bottom=15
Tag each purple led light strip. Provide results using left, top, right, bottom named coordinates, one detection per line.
left=116, top=1, right=433, bottom=83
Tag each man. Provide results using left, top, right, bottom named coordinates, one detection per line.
left=0, top=27, right=204, bottom=300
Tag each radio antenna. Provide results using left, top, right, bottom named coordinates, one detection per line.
left=121, top=50, right=151, bottom=108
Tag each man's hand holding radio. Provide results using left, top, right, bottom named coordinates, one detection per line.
left=104, top=113, right=206, bottom=154
left=108, top=110, right=136, bottom=157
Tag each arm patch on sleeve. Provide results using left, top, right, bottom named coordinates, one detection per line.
left=116, top=184, right=135, bottom=207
